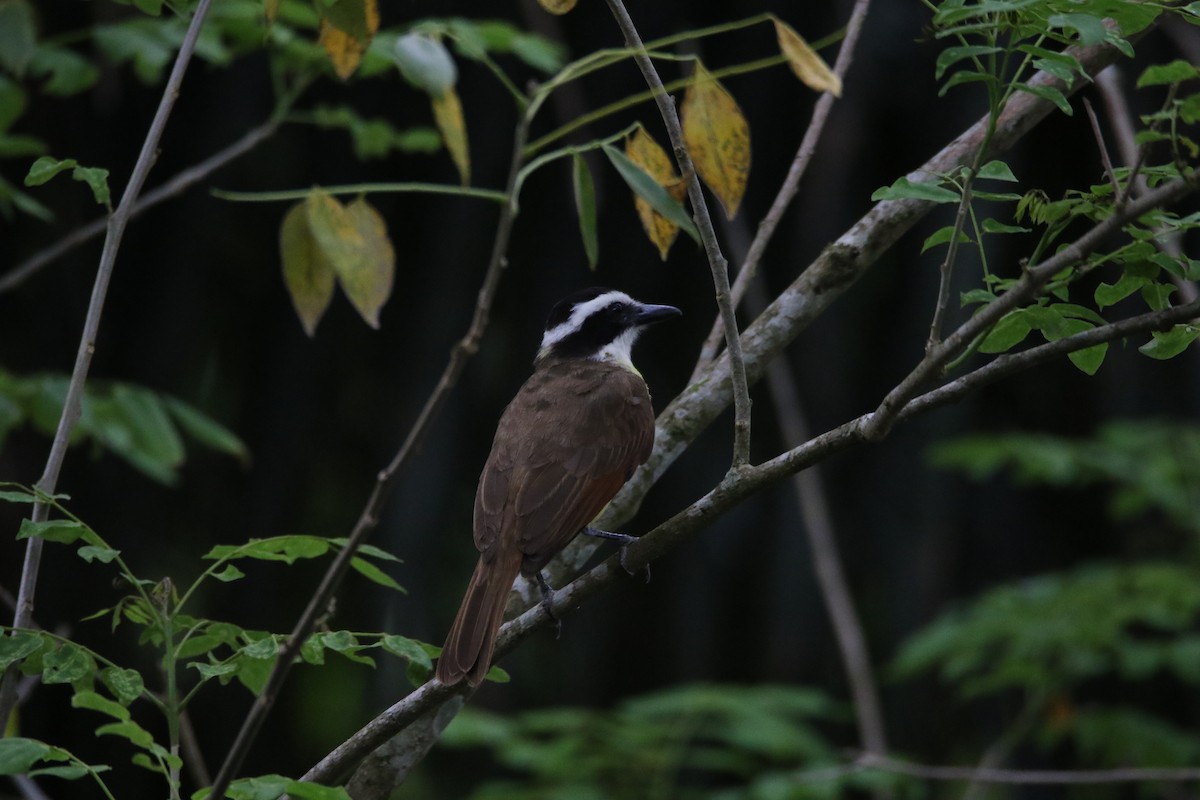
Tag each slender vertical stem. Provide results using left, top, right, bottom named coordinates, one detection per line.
left=0, top=0, right=217, bottom=734
left=603, top=0, right=754, bottom=467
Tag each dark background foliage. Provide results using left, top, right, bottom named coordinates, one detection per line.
left=2, top=0, right=1198, bottom=795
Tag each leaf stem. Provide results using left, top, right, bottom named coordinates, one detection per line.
left=211, top=182, right=509, bottom=204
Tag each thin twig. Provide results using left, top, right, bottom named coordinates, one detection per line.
left=1082, top=97, right=1120, bottom=196
left=0, top=0, right=217, bottom=734
left=603, top=0, right=754, bottom=466
left=208, top=102, right=535, bottom=800
left=690, top=0, right=871, bottom=380
left=0, top=117, right=281, bottom=295
left=298, top=294, right=1200, bottom=787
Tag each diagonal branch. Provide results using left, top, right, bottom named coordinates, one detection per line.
left=0, top=0, right=218, bottom=734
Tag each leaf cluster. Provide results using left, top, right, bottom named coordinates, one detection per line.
left=441, top=684, right=912, bottom=799
left=0, top=371, right=247, bottom=485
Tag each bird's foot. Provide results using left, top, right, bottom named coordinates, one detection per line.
left=583, top=527, right=651, bottom=583
left=534, top=571, right=563, bottom=639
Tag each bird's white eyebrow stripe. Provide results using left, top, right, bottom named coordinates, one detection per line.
left=539, top=290, right=633, bottom=349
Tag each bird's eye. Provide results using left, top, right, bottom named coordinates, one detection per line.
left=607, top=302, right=623, bottom=313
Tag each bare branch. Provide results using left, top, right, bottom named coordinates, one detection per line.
left=0, top=0, right=218, bottom=733
left=603, top=0, right=754, bottom=466
left=691, top=0, right=872, bottom=379
left=1082, top=97, right=1120, bottom=197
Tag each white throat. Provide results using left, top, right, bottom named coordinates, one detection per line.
left=593, top=327, right=641, bottom=374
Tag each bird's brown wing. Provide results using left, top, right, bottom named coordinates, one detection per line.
left=474, top=361, right=654, bottom=573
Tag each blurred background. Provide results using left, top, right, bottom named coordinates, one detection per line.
left=2, top=0, right=1199, bottom=797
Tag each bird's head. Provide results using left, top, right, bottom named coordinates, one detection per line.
left=537, top=287, right=681, bottom=371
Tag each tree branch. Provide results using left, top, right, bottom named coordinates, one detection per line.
left=603, top=0, right=754, bottom=466
left=0, top=0, right=218, bottom=734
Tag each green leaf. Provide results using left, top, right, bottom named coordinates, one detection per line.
left=204, top=535, right=332, bottom=564
left=935, top=44, right=1001, bottom=80
left=285, top=779, right=353, bottom=799
left=871, top=176, right=960, bottom=203
left=921, top=225, right=972, bottom=253
left=0, top=488, right=37, bottom=503
left=77, top=544, right=120, bottom=563
left=0, top=631, right=44, bottom=670
left=24, top=155, right=77, bottom=186
left=1139, top=326, right=1200, bottom=360
left=1095, top=271, right=1151, bottom=309
left=96, top=720, right=155, bottom=749
left=1141, top=282, right=1175, bottom=312
left=602, top=144, right=699, bottom=244
left=381, top=635, right=433, bottom=670
left=1137, top=59, right=1200, bottom=88
left=17, top=518, right=93, bottom=545
left=100, top=666, right=145, bottom=705
left=72, top=165, right=110, bottom=206
left=42, top=643, right=94, bottom=685
left=0, top=0, right=36, bottom=76
left=0, top=738, right=57, bottom=776
left=980, top=218, right=1031, bottom=234
left=938, top=68, right=995, bottom=96
left=976, top=160, right=1018, bottom=182
left=1015, top=82, right=1073, bottom=115
left=0, top=75, right=24, bottom=132
left=1048, top=13, right=1108, bottom=45
left=241, top=636, right=280, bottom=660
left=978, top=309, right=1032, bottom=353
left=189, top=661, right=238, bottom=681
left=572, top=154, right=599, bottom=270
left=235, top=654, right=274, bottom=695
left=210, top=564, right=246, bottom=582
left=350, top=556, right=404, bottom=591
left=28, top=46, right=100, bottom=95
left=72, top=690, right=131, bottom=721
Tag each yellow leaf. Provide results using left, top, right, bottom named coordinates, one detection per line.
left=626, top=127, right=684, bottom=260
left=280, top=201, right=335, bottom=337
left=681, top=62, right=751, bottom=220
left=537, top=0, right=577, bottom=13
left=263, top=0, right=281, bottom=23
left=340, top=198, right=395, bottom=328
left=432, top=87, right=470, bottom=185
left=773, top=18, right=842, bottom=97
left=318, top=0, right=379, bottom=80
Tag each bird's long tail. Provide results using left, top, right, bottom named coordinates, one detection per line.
left=435, top=550, right=523, bottom=686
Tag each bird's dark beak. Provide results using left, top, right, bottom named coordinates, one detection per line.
left=632, top=303, right=682, bottom=326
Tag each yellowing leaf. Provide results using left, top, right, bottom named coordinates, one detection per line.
left=340, top=198, right=395, bottom=328
left=681, top=62, right=750, bottom=220
left=626, top=127, right=685, bottom=260
left=432, top=87, right=470, bottom=185
left=537, top=0, right=577, bottom=13
left=263, top=0, right=281, bottom=23
left=318, top=0, right=379, bottom=80
left=773, top=18, right=842, bottom=97
left=280, top=201, right=335, bottom=337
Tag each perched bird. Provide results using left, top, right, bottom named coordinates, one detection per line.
left=435, top=287, right=680, bottom=686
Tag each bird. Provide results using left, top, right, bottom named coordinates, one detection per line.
left=435, top=287, right=681, bottom=686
